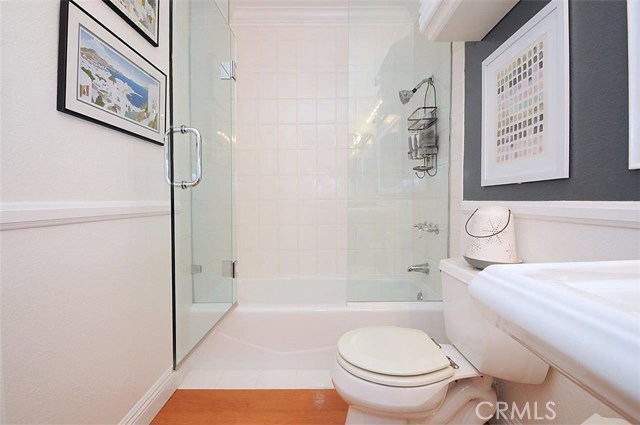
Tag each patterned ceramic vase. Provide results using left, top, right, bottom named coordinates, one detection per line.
left=463, top=206, right=520, bottom=268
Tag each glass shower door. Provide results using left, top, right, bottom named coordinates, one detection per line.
left=346, top=1, right=450, bottom=302
left=171, top=0, right=235, bottom=366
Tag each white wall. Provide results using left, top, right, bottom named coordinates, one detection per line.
left=0, top=1, right=172, bottom=423
left=448, top=42, right=637, bottom=425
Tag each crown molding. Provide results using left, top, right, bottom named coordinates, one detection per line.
left=231, top=6, right=348, bottom=25
left=230, top=2, right=413, bottom=26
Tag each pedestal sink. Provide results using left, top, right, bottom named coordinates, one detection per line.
left=468, top=260, right=640, bottom=423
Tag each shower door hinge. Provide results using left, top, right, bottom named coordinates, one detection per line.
left=222, top=260, right=238, bottom=278
left=220, top=60, right=236, bottom=81
left=191, top=265, right=203, bottom=274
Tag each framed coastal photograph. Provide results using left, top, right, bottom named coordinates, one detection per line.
left=481, top=0, right=569, bottom=186
left=57, top=0, right=166, bottom=145
left=103, top=0, right=159, bottom=47
left=629, top=0, right=639, bottom=169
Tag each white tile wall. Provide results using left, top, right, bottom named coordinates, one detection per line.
left=234, top=25, right=349, bottom=277
left=234, top=22, right=451, bottom=292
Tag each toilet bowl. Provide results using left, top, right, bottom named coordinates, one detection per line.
left=332, top=326, right=496, bottom=425
left=331, top=258, right=550, bottom=425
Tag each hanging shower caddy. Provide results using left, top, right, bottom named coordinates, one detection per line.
left=406, top=77, right=438, bottom=178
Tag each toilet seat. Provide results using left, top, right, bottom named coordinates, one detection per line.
left=337, top=326, right=454, bottom=387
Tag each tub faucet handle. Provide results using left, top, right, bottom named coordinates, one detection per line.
left=413, top=222, right=439, bottom=237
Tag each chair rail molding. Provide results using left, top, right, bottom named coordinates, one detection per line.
left=0, top=201, right=171, bottom=231
left=460, top=200, right=640, bottom=229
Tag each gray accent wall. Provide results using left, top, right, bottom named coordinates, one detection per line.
left=464, top=0, right=640, bottom=201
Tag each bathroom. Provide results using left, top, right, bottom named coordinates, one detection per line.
left=0, top=0, right=638, bottom=424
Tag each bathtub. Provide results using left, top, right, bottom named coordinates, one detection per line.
left=180, top=277, right=446, bottom=389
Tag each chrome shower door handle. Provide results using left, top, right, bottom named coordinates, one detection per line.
left=164, top=125, right=203, bottom=189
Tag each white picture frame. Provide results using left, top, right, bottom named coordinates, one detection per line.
left=481, top=0, right=569, bottom=186
left=629, top=0, right=640, bottom=169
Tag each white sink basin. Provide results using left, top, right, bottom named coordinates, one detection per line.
left=469, top=260, right=640, bottom=423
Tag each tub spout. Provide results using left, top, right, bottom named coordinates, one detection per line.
left=407, top=263, right=430, bottom=274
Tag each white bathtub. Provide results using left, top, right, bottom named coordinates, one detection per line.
left=181, top=277, right=446, bottom=389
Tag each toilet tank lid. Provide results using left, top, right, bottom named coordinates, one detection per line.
left=439, top=258, right=480, bottom=285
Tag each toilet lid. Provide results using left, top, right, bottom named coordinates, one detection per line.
left=337, top=326, right=451, bottom=376
left=337, top=352, right=454, bottom=387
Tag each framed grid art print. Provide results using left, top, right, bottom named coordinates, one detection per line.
left=481, top=0, right=569, bottom=186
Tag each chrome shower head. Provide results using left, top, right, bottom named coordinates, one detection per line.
left=399, top=77, right=433, bottom=105
left=399, top=90, right=414, bottom=105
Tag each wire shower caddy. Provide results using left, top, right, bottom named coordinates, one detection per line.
left=407, top=77, right=439, bottom=178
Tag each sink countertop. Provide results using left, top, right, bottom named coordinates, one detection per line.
left=468, top=260, right=640, bottom=423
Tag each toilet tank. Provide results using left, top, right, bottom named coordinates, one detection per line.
left=440, top=258, right=549, bottom=384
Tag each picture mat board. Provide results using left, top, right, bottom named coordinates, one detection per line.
left=481, top=0, right=569, bottom=186
left=58, top=0, right=166, bottom=145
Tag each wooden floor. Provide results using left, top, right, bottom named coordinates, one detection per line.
left=152, top=389, right=349, bottom=425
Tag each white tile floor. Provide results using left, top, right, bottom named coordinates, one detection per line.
left=180, top=369, right=333, bottom=390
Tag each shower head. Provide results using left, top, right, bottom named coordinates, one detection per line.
left=399, top=90, right=414, bottom=105
left=399, top=77, right=433, bottom=105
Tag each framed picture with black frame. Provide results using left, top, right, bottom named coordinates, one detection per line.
left=57, top=0, right=166, bottom=145
left=103, top=0, right=159, bottom=47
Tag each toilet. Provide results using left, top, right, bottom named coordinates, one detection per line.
left=331, top=258, right=550, bottom=425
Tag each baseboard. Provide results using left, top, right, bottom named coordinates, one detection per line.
left=119, top=367, right=179, bottom=425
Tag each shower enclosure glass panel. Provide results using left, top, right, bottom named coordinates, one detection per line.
left=171, top=0, right=235, bottom=366
left=347, top=1, right=451, bottom=302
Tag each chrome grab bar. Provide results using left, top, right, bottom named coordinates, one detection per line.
left=164, top=125, right=202, bottom=189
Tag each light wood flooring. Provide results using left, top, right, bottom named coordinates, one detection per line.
left=152, top=389, right=348, bottom=425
